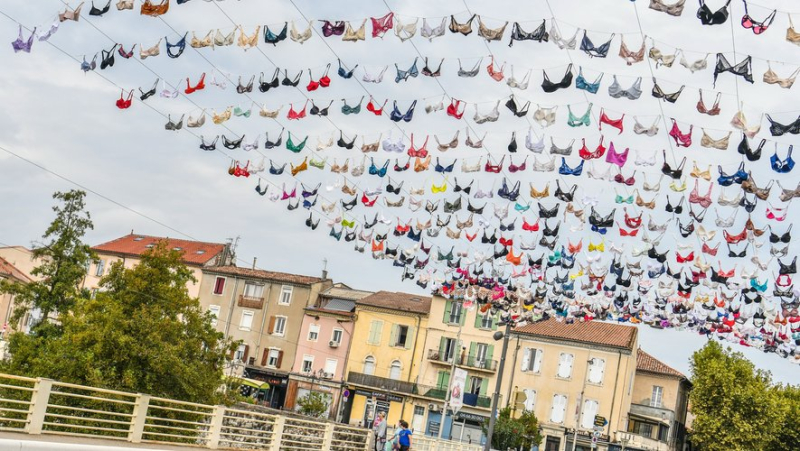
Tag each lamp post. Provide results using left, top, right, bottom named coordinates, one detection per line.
left=483, top=321, right=512, bottom=451
left=438, top=301, right=464, bottom=441
left=570, top=358, right=598, bottom=451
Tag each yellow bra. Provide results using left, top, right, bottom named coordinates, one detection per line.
left=238, top=26, right=260, bottom=49
left=569, top=269, right=585, bottom=280
left=669, top=178, right=687, bottom=192
left=212, top=107, right=232, bottom=124
left=431, top=182, right=447, bottom=193
left=530, top=182, right=550, bottom=198
left=341, top=219, right=355, bottom=228
left=690, top=161, right=711, bottom=180
left=343, top=20, right=366, bottom=41
left=588, top=242, right=604, bottom=252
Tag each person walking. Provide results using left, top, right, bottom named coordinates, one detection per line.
left=373, top=411, right=387, bottom=451
left=388, top=419, right=412, bottom=451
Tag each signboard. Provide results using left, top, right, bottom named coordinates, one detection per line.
left=594, top=415, right=608, bottom=427
left=449, top=368, right=468, bottom=413
left=454, top=411, right=488, bottom=423
left=354, top=389, right=403, bottom=403
left=428, top=421, right=440, bottom=436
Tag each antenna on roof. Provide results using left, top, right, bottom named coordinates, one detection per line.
left=321, top=258, right=328, bottom=280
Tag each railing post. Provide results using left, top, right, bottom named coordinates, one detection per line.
left=206, top=405, right=226, bottom=449
left=25, top=378, right=52, bottom=435
left=128, top=394, right=151, bottom=443
left=322, top=423, right=334, bottom=450
left=269, top=415, right=285, bottom=451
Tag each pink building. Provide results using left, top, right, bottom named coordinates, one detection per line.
left=286, top=284, right=372, bottom=420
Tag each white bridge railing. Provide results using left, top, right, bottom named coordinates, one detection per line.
left=0, top=373, right=370, bottom=450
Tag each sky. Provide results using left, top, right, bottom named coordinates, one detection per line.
left=0, top=0, right=798, bottom=384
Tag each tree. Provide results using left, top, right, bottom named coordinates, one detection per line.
left=482, top=407, right=543, bottom=450
left=688, top=341, right=785, bottom=451
left=296, top=392, right=330, bottom=418
left=766, top=384, right=800, bottom=451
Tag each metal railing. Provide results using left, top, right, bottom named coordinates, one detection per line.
left=0, top=373, right=370, bottom=450
left=238, top=294, right=265, bottom=309
left=345, top=372, right=490, bottom=408
left=426, top=349, right=498, bottom=372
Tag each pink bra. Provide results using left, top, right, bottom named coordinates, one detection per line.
left=605, top=142, right=630, bottom=167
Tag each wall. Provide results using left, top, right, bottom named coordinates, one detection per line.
left=346, top=308, right=424, bottom=382
left=293, top=312, right=353, bottom=380
left=631, top=373, right=682, bottom=413
left=84, top=253, right=204, bottom=298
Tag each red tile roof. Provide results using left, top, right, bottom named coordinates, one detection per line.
left=357, top=291, right=432, bottom=314
left=0, top=257, right=31, bottom=283
left=514, top=318, right=638, bottom=351
left=637, top=350, right=686, bottom=379
left=205, top=266, right=323, bottom=286
left=93, top=234, right=226, bottom=266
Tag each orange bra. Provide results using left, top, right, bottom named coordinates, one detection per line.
left=141, top=0, right=169, bottom=16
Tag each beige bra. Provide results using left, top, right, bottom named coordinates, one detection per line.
left=139, top=39, right=162, bottom=59
left=212, top=107, right=232, bottom=124
left=116, top=0, right=133, bottom=10
left=700, top=129, right=732, bottom=150
left=330, top=159, right=349, bottom=174
left=730, top=107, right=763, bottom=139
left=238, top=26, right=260, bottom=50
left=690, top=162, right=712, bottom=180
left=343, top=20, right=366, bottom=42
left=214, top=29, right=235, bottom=47
left=649, top=46, right=677, bottom=68
left=648, top=0, right=686, bottom=16
left=59, top=2, right=84, bottom=22
left=395, top=18, right=418, bottom=42
left=477, top=17, right=508, bottom=41
left=763, top=62, right=800, bottom=89
left=290, top=21, right=313, bottom=44
left=259, top=105, right=281, bottom=118
left=361, top=135, right=381, bottom=153
left=619, top=36, right=645, bottom=65
left=187, top=110, right=206, bottom=128
left=191, top=31, right=214, bottom=49
left=788, top=16, right=800, bottom=45
left=533, top=105, right=557, bottom=127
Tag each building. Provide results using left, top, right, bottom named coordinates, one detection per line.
left=288, top=284, right=373, bottom=420
left=88, top=233, right=232, bottom=298
left=0, top=255, right=33, bottom=338
left=196, top=265, right=331, bottom=409
left=411, top=296, right=502, bottom=445
left=505, top=319, right=640, bottom=451
left=618, top=350, right=691, bottom=451
left=342, top=291, right=431, bottom=430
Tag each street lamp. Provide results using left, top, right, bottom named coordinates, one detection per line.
left=570, top=358, right=598, bottom=451
left=483, top=322, right=512, bottom=451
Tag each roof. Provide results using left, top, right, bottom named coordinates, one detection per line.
left=513, top=318, right=638, bottom=351
left=637, top=350, right=686, bottom=379
left=0, top=257, right=31, bottom=283
left=205, top=266, right=323, bottom=286
left=357, top=291, right=431, bottom=315
left=93, top=234, right=225, bottom=266
left=320, top=298, right=356, bottom=312
left=321, top=285, right=374, bottom=301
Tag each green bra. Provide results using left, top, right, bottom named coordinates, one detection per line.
left=233, top=106, right=251, bottom=117
left=341, top=96, right=364, bottom=115
left=567, top=103, right=592, bottom=127
left=286, top=133, right=308, bottom=152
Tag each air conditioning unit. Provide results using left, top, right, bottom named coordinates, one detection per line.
left=322, top=372, right=334, bottom=379
left=428, top=403, right=439, bottom=412
left=329, top=340, right=340, bottom=348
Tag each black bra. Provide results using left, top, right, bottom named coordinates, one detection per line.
left=769, top=225, right=792, bottom=244
left=766, top=114, right=800, bottom=137
left=310, top=101, right=332, bottom=116
left=697, top=0, right=731, bottom=25
left=259, top=69, right=280, bottom=92
left=779, top=256, right=797, bottom=275
left=282, top=70, right=302, bottom=87
left=337, top=132, right=356, bottom=149
left=738, top=135, right=764, bottom=161
left=661, top=152, right=687, bottom=179
left=222, top=135, right=244, bottom=149
left=554, top=181, right=576, bottom=202
left=713, top=54, right=753, bottom=87
left=542, top=64, right=573, bottom=92
left=727, top=244, right=747, bottom=258
left=580, top=31, right=614, bottom=58
left=508, top=20, right=548, bottom=47
left=199, top=135, right=218, bottom=151
left=665, top=196, right=684, bottom=214
left=538, top=202, right=559, bottom=218
left=588, top=207, right=615, bottom=228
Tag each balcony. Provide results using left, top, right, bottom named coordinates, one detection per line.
left=426, top=349, right=498, bottom=372
left=238, top=295, right=264, bottom=309
left=346, top=372, right=491, bottom=408
left=630, top=403, right=676, bottom=423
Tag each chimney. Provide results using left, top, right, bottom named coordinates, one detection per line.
left=252, top=257, right=257, bottom=270
left=321, top=258, right=328, bottom=280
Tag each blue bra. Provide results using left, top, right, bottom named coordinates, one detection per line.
left=770, top=145, right=794, bottom=173
left=329, top=227, right=342, bottom=241
left=514, top=202, right=530, bottom=212
left=166, top=33, right=188, bottom=58
left=269, top=160, right=286, bottom=175
left=498, top=178, right=521, bottom=201
left=580, top=31, right=615, bottom=58
left=368, top=158, right=390, bottom=177
left=390, top=100, right=417, bottom=122
left=407, top=228, right=422, bottom=242
left=395, top=58, right=419, bottom=83
left=750, top=278, right=768, bottom=292
left=337, top=59, right=357, bottom=79
left=575, top=68, right=603, bottom=94
left=435, top=158, right=456, bottom=173
left=559, top=158, right=584, bottom=176
left=717, top=162, right=748, bottom=186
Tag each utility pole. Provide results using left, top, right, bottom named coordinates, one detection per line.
left=571, top=358, right=597, bottom=451
left=484, top=321, right=512, bottom=451
left=438, top=301, right=464, bottom=441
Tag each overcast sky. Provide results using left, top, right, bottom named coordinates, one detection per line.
left=1, top=0, right=798, bottom=383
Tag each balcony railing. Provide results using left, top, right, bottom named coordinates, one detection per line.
left=346, top=372, right=491, bottom=408
left=426, top=349, right=498, bottom=372
left=238, top=294, right=264, bottom=309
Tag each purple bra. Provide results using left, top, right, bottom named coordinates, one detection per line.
left=605, top=141, right=630, bottom=167
left=321, top=20, right=345, bottom=37
left=11, top=25, right=36, bottom=53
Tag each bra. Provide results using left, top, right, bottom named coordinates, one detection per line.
left=550, top=22, right=579, bottom=49
left=474, top=101, right=501, bottom=124
left=652, top=79, right=684, bottom=103
left=763, top=62, right=799, bottom=89
left=697, top=0, right=731, bottom=25
left=619, top=36, right=646, bottom=65
left=700, top=129, right=732, bottom=150
left=558, top=158, right=584, bottom=176
left=697, top=90, right=722, bottom=116
left=668, top=120, right=693, bottom=147
left=533, top=105, right=558, bottom=128
left=770, top=145, right=794, bottom=173
left=580, top=31, right=615, bottom=58
left=713, top=54, right=753, bottom=87
left=541, top=64, right=573, bottom=93
left=766, top=114, right=800, bottom=137
left=290, top=21, right=313, bottom=44
left=649, top=46, right=678, bottom=67
left=633, top=116, right=660, bottom=136
left=477, top=17, right=508, bottom=42
left=680, top=52, right=710, bottom=73
left=599, top=108, right=625, bottom=134
left=450, top=14, right=476, bottom=35
left=567, top=103, right=592, bottom=127
left=421, top=17, right=447, bottom=41
left=575, top=68, right=603, bottom=94
left=508, top=20, right=549, bottom=46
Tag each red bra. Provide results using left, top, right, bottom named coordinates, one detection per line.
left=624, top=210, right=642, bottom=228
left=717, top=264, right=735, bottom=278
left=523, top=218, right=540, bottom=232
left=669, top=119, right=693, bottom=147
left=466, top=232, right=477, bottom=242
left=408, top=134, right=429, bottom=158
left=499, top=237, right=514, bottom=248
left=395, top=221, right=410, bottom=233
left=619, top=226, right=639, bottom=237
left=116, top=90, right=133, bottom=109
left=185, top=72, right=206, bottom=94
left=485, top=156, right=505, bottom=173
left=723, top=227, right=747, bottom=244
left=287, top=101, right=308, bottom=120
left=367, top=98, right=387, bottom=116
left=701, top=242, right=719, bottom=256
left=676, top=251, right=694, bottom=263
left=371, top=240, right=384, bottom=252
left=614, top=170, right=636, bottom=186
left=362, top=193, right=378, bottom=207
left=579, top=137, right=606, bottom=160
left=306, top=64, right=331, bottom=91
left=599, top=108, right=624, bottom=134
left=567, top=239, right=582, bottom=253
left=447, top=99, right=465, bottom=119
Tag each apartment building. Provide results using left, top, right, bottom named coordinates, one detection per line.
left=341, top=291, right=431, bottom=429
left=286, top=284, right=373, bottom=419
left=0, top=254, right=32, bottom=337
left=505, top=319, right=639, bottom=451
left=88, top=233, right=232, bottom=298
left=197, top=265, right=331, bottom=409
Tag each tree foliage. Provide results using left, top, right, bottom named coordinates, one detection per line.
left=297, top=392, right=330, bottom=418
left=689, top=341, right=797, bottom=451
left=482, top=407, right=543, bottom=450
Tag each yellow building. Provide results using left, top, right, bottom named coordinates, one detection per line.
left=342, top=291, right=431, bottom=429
left=0, top=254, right=33, bottom=337
left=505, top=319, right=639, bottom=451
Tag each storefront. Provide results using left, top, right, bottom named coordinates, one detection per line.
left=244, top=367, right=289, bottom=409
left=343, top=388, right=404, bottom=428
left=425, top=410, right=487, bottom=446
left=564, top=428, right=611, bottom=451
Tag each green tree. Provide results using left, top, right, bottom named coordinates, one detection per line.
left=482, top=407, right=543, bottom=450
left=766, top=384, right=800, bottom=451
left=296, top=392, right=330, bottom=418
left=688, top=341, right=785, bottom=451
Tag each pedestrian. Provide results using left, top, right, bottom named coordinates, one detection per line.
left=373, top=411, right=387, bottom=451
left=388, top=419, right=412, bottom=451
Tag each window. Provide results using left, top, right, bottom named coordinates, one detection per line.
left=587, top=358, right=605, bottom=384
left=208, top=305, right=220, bottom=326
left=367, top=320, right=383, bottom=345
left=521, top=389, right=536, bottom=411
left=479, top=313, right=493, bottom=329
left=392, top=325, right=409, bottom=347
left=521, top=348, right=543, bottom=373
left=550, top=394, right=567, bottom=423
left=441, top=337, right=457, bottom=362
left=658, top=424, right=670, bottom=442
left=363, top=356, right=376, bottom=375
left=389, top=360, right=402, bottom=380
left=308, top=324, right=320, bottom=342
left=279, top=285, right=293, bottom=305
left=95, top=260, right=105, bottom=277
left=267, top=349, right=281, bottom=367
left=213, top=277, right=226, bottom=295
left=273, top=316, right=287, bottom=336
left=331, top=329, right=343, bottom=344
left=449, top=301, right=463, bottom=324
left=628, top=420, right=654, bottom=438
left=234, top=344, right=246, bottom=361
left=468, top=376, right=483, bottom=395
left=580, top=400, right=599, bottom=429
left=557, top=353, right=574, bottom=378
left=436, top=370, right=450, bottom=389
left=243, top=282, right=264, bottom=298
left=324, top=358, right=337, bottom=376
left=475, top=343, right=488, bottom=364
left=651, top=386, right=663, bottom=408
left=302, top=355, right=314, bottom=373
left=239, top=311, right=254, bottom=331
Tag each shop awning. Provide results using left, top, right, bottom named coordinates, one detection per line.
left=229, top=376, right=270, bottom=390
